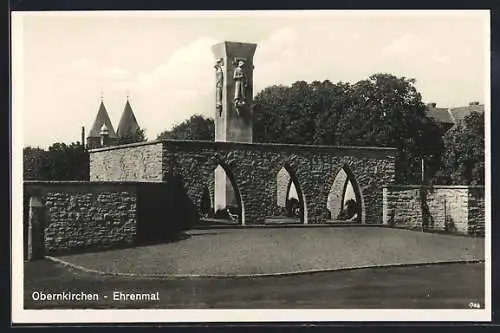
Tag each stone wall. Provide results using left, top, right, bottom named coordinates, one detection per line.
left=468, top=187, right=485, bottom=236
left=23, top=181, right=176, bottom=256
left=104, top=139, right=398, bottom=225
left=24, top=182, right=138, bottom=255
left=382, top=185, right=485, bottom=236
left=89, top=141, right=163, bottom=181
left=90, top=140, right=396, bottom=225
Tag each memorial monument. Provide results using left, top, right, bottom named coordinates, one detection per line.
left=211, top=41, right=257, bottom=214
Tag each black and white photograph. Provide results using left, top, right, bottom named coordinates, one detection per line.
left=11, top=10, right=490, bottom=323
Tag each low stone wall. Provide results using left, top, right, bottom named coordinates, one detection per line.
left=382, top=185, right=485, bottom=236
left=89, top=141, right=163, bottom=182
left=468, top=187, right=485, bottom=235
left=23, top=181, right=173, bottom=256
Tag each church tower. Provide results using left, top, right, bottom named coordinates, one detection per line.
left=86, top=99, right=117, bottom=149
left=116, top=97, right=141, bottom=142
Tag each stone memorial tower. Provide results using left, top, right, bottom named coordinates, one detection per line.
left=211, top=41, right=257, bottom=218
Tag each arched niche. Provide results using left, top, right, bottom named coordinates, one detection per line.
left=213, top=162, right=245, bottom=225
left=275, top=165, right=308, bottom=224
left=327, top=165, right=364, bottom=223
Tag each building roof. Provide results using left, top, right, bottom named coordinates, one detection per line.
left=116, top=100, right=140, bottom=138
left=425, top=103, right=485, bottom=128
left=88, top=101, right=117, bottom=138
left=426, top=106, right=454, bottom=125
left=449, top=104, right=484, bottom=124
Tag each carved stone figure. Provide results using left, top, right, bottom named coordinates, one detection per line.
left=214, top=58, right=224, bottom=117
left=233, top=59, right=247, bottom=113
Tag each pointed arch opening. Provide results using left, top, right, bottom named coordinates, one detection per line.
left=211, top=163, right=245, bottom=225
left=327, top=165, right=364, bottom=223
left=269, top=165, right=308, bottom=224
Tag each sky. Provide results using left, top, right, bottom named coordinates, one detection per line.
left=12, top=10, right=489, bottom=149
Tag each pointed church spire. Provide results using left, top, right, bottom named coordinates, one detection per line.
left=88, top=99, right=117, bottom=138
left=116, top=98, right=140, bottom=139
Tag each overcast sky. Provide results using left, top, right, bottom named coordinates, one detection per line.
left=12, top=10, right=489, bottom=149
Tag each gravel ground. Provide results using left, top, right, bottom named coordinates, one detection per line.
left=54, top=227, right=485, bottom=276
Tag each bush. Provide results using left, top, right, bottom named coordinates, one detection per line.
left=23, top=142, right=89, bottom=180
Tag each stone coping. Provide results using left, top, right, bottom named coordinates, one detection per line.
left=89, top=139, right=398, bottom=154
left=384, top=184, right=485, bottom=190
left=24, top=180, right=165, bottom=185
left=192, top=223, right=391, bottom=230
left=89, top=140, right=163, bottom=152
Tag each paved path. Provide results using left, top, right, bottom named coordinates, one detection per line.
left=54, top=227, right=484, bottom=276
left=24, top=260, right=485, bottom=309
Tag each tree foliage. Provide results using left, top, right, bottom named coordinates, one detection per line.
left=156, top=115, right=214, bottom=141
left=23, top=142, right=89, bottom=180
left=253, top=74, right=445, bottom=183
left=117, top=128, right=147, bottom=145
left=433, top=111, right=484, bottom=185
left=253, top=80, right=352, bottom=145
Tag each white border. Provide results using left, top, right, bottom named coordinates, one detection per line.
left=11, top=9, right=492, bottom=324
left=483, top=10, right=492, bottom=318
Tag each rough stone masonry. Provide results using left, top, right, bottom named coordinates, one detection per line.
left=90, top=140, right=397, bottom=225
left=382, top=185, right=485, bottom=236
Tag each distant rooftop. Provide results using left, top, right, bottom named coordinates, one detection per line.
left=425, top=102, right=484, bottom=129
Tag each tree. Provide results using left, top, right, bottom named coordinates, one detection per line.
left=23, top=142, right=89, bottom=180
left=433, top=111, right=484, bottom=185
left=253, top=80, right=352, bottom=145
left=23, top=146, right=50, bottom=180
left=117, top=128, right=147, bottom=145
left=335, top=74, right=444, bottom=183
left=253, top=74, right=444, bottom=183
left=156, top=115, right=214, bottom=141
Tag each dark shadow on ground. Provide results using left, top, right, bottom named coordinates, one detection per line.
left=136, top=176, right=199, bottom=245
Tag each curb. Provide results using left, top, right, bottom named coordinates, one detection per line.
left=45, top=256, right=485, bottom=280
left=192, top=224, right=391, bottom=230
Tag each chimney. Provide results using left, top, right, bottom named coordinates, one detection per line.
left=426, top=102, right=437, bottom=108
left=81, top=126, right=85, bottom=150
left=469, top=101, right=480, bottom=106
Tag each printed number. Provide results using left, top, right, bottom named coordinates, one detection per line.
left=468, top=302, right=481, bottom=309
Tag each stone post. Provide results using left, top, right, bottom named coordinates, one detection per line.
left=382, top=187, right=388, bottom=224
left=211, top=42, right=257, bottom=221
left=28, top=195, right=45, bottom=260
